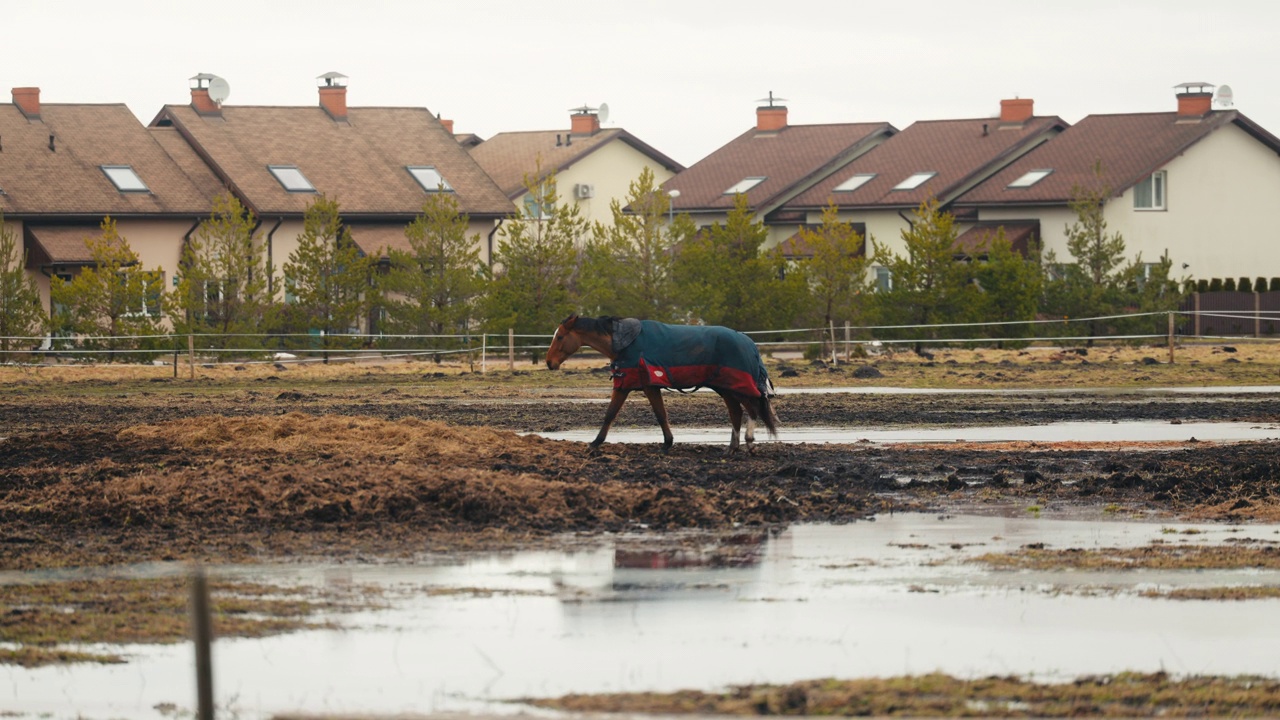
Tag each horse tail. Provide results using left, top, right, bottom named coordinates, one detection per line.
left=757, top=390, right=780, bottom=438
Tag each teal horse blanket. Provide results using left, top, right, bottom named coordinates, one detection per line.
left=610, top=319, right=771, bottom=398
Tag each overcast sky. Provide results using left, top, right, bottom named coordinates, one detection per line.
left=8, top=0, right=1276, bottom=167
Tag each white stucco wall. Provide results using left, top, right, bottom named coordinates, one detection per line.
left=556, top=141, right=677, bottom=227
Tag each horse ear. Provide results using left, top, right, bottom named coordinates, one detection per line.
left=564, top=313, right=579, bottom=328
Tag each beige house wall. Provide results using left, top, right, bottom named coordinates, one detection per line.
left=555, top=141, right=677, bottom=227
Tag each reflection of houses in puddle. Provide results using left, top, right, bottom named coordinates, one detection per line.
left=613, top=532, right=768, bottom=570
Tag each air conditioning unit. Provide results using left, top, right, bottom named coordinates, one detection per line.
left=574, top=183, right=595, bottom=199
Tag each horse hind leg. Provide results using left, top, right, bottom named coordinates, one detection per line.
left=716, top=390, right=744, bottom=454
left=738, top=394, right=761, bottom=453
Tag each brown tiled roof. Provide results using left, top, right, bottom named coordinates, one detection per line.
left=454, top=133, right=484, bottom=149
left=953, top=111, right=1262, bottom=206
left=663, top=123, right=895, bottom=215
left=25, top=225, right=120, bottom=264
left=347, top=223, right=411, bottom=258
left=469, top=128, right=684, bottom=199
left=0, top=103, right=218, bottom=217
left=154, top=104, right=514, bottom=218
left=777, top=222, right=868, bottom=258
left=954, top=221, right=1039, bottom=257
left=148, top=126, right=228, bottom=202
left=785, top=116, right=1066, bottom=211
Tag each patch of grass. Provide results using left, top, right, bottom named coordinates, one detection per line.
left=973, top=543, right=1280, bottom=571
left=0, top=647, right=125, bottom=667
left=0, top=576, right=382, bottom=666
left=1143, top=586, right=1280, bottom=601
left=526, top=672, right=1280, bottom=717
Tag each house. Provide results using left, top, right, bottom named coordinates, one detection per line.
left=467, top=106, right=684, bottom=226
left=1, top=86, right=222, bottom=318
left=659, top=97, right=897, bottom=249
left=149, top=72, right=515, bottom=293
left=779, top=98, right=1067, bottom=281
left=952, top=84, right=1280, bottom=282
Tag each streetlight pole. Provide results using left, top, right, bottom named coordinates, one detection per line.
left=667, top=189, right=680, bottom=224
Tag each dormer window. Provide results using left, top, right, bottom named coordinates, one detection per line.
left=101, top=165, right=149, bottom=193
left=407, top=166, right=454, bottom=192
left=723, top=176, right=766, bottom=195
left=268, top=165, right=316, bottom=193
left=1008, top=169, right=1053, bottom=188
left=833, top=173, right=875, bottom=192
left=892, top=172, right=936, bottom=191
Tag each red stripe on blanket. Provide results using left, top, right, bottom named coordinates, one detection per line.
left=612, top=360, right=761, bottom=397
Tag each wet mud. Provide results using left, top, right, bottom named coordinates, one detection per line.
left=3, top=375, right=1280, bottom=570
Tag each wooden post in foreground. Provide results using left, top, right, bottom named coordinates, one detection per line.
left=480, top=333, right=487, bottom=374
left=828, top=321, right=838, bottom=366
left=1167, top=311, right=1175, bottom=364
left=508, top=328, right=515, bottom=371
left=188, top=334, right=195, bottom=380
left=844, top=321, right=851, bottom=361
left=190, top=566, right=214, bottom=720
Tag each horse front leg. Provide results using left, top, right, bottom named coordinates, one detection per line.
left=717, top=390, right=744, bottom=454
left=591, top=388, right=630, bottom=451
left=642, top=386, right=674, bottom=453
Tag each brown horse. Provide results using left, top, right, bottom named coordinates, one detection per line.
left=545, top=313, right=778, bottom=453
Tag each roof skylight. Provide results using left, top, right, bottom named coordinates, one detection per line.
left=101, top=165, right=149, bottom=193
left=407, top=166, right=454, bottom=192
left=1008, top=169, right=1053, bottom=188
left=833, top=173, right=875, bottom=192
left=723, top=176, right=766, bottom=195
left=268, top=165, right=316, bottom=193
left=892, top=172, right=936, bottom=191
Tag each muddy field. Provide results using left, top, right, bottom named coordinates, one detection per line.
left=3, top=346, right=1280, bottom=570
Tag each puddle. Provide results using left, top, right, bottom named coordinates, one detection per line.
left=536, top=420, right=1280, bottom=445
left=8, top=515, right=1280, bottom=719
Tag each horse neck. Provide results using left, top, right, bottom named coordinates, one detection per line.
left=575, top=330, right=616, bottom=360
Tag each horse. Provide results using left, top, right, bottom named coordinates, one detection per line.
left=545, top=313, right=779, bottom=453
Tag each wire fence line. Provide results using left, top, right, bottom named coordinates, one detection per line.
left=0, top=309, right=1276, bottom=369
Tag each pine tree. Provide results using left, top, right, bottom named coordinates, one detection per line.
left=170, top=193, right=272, bottom=350
left=0, top=211, right=46, bottom=361
left=797, top=201, right=873, bottom=332
left=281, top=196, right=372, bottom=353
left=482, top=166, right=586, bottom=342
left=972, top=227, right=1042, bottom=341
left=49, top=217, right=165, bottom=360
left=579, top=167, right=679, bottom=320
left=382, top=191, right=483, bottom=348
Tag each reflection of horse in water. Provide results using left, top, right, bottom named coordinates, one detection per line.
left=545, top=314, right=778, bottom=453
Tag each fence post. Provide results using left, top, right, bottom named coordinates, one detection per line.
left=844, top=321, right=851, bottom=361
left=828, top=321, right=838, bottom=366
left=481, top=333, right=487, bottom=374
left=1193, top=292, right=1201, bottom=337
left=1256, top=291, right=1262, bottom=338
left=188, top=334, right=195, bottom=380
left=508, top=328, right=515, bottom=371
left=190, top=565, right=215, bottom=720
left=1167, top=311, right=1175, bottom=364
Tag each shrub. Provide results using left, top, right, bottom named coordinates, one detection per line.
left=1239, top=277, right=1253, bottom=292
left=1182, top=279, right=1198, bottom=294
left=1208, top=278, right=1224, bottom=292
left=1257, top=277, right=1268, bottom=293
left=1223, top=277, right=1237, bottom=292
left=1272, top=278, right=1280, bottom=292
left=1196, top=279, right=1209, bottom=293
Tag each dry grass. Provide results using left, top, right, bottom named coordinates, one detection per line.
left=973, top=543, right=1280, bottom=571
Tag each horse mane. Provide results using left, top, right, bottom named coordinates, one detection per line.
left=570, top=315, right=620, bottom=335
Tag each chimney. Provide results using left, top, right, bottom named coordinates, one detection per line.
left=12, top=87, right=40, bottom=120
left=188, top=73, right=224, bottom=116
left=755, top=90, right=788, bottom=132
left=570, top=110, right=599, bottom=136
left=1000, top=98, right=1034, bottom=125
left=439, top=118, right=455, bottom=134
left=1175, top=82, right=1214, bottom=119
left=317, top=72, right=349, bottom=122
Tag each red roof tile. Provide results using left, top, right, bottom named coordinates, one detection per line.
left=154, top=104, right=514, bottom=218
left=954, top=221, right=1039, bottom=257
left=786, top=116, right=1066, bottom=210
left=347, top=224, right=411, bottom=258
left=469, top=128, right=683, bottom=199
left=662, top=122, right=896, bottom=215
left=954, top=111, right=1261, bottom=206
left=25, top=225, right=119, bottom=264
left=0, top=103, right=218, bottom=217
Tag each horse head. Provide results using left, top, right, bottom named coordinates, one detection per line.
left=545, top=313, right=582, bottom=370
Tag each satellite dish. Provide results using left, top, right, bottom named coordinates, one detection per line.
left=1215, top=84, right=1234, bottom=107
left=597, top=102, right=610, bottom=124
left=208, top=77, right=231, bottom=106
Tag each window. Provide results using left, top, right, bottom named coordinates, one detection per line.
left=523, top=194, right=554, bottom=219
left=122, top=270, right=164, bottom=317
left=101, top=165, right=150, bottom=193
left=268, top=165, right=316, bottom=193
left=407, top=166, right=453, bottom=192
left=874, top=266, right=893, bottom=292
left=723, top=176, right=766, bottom=195
left=833, top=173, right=875, bottom=192
left=892, top=172, right=936, bottom=191
left=1008, top=169, right=1052, bottom=188
left=1133, top=171, right=1166, bottom=210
